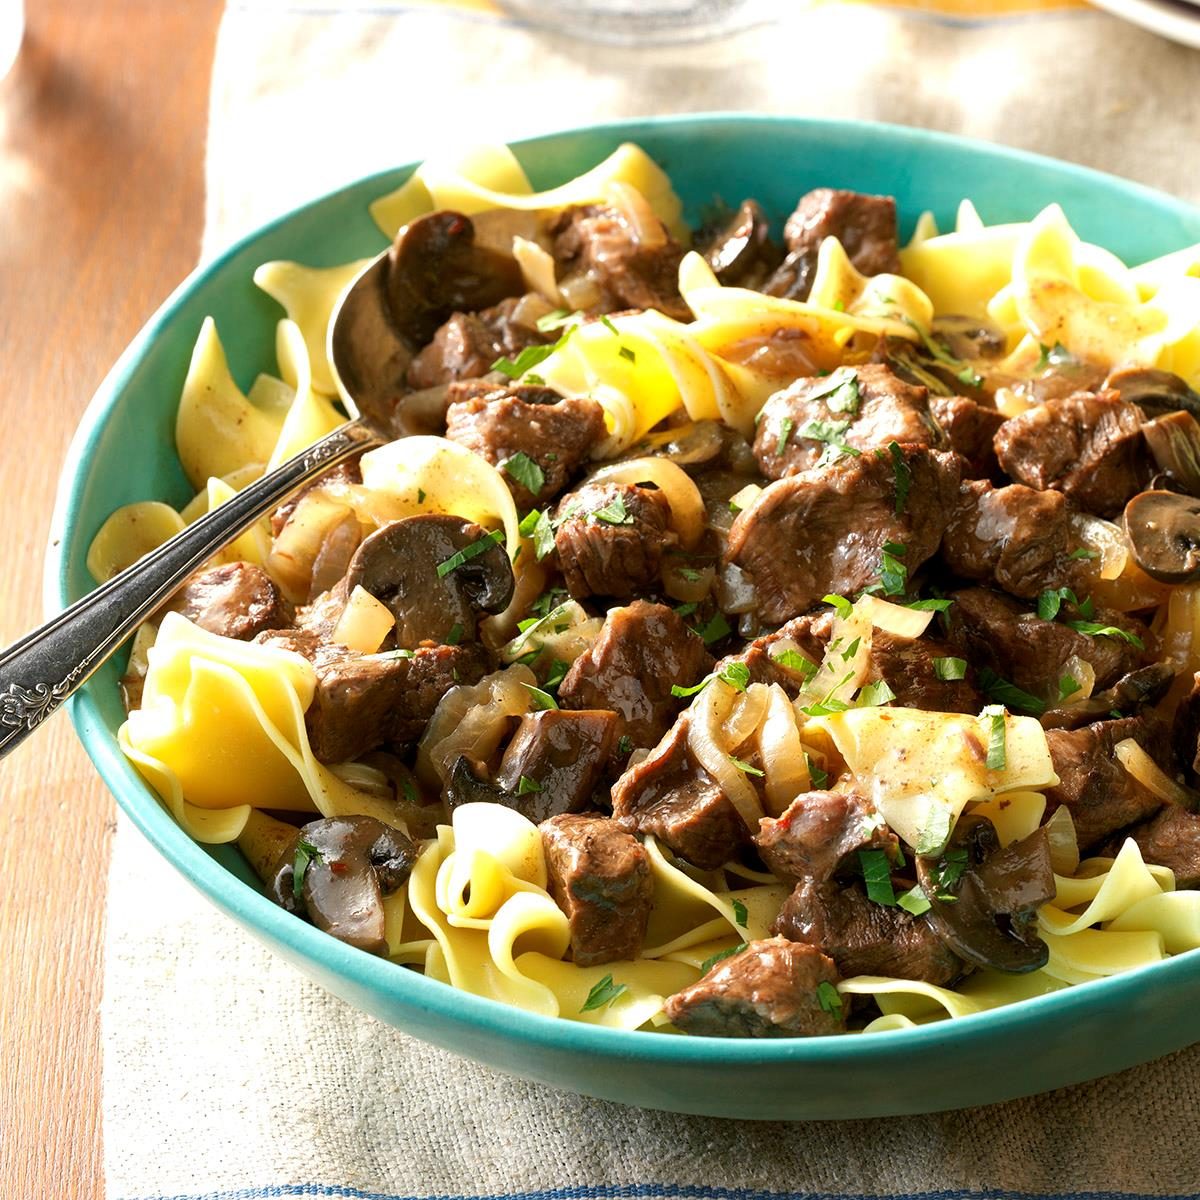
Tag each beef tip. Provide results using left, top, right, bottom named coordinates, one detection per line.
left=169, top=562, right=287, bottom=641
left=754, top=364, right=941, bottom=480
left=764, top=188, right=900, bottom=303
left=929, top=394, right=1005, bottom=479
left=697, top=199, right=782, bottom=290
left=726, top=445, right=962, bottom=624
left=1044, top=714, right=1175, bottom=850
left=1124, top=804, right=1200, bottom=889
left=256, top=629, right=489, bottom=761
left=1175, top=674, right=1200, bottom=783
left=611, top=712, right=747, bottom=870
left=774, top=877, right=962, bottom=986
left=756, top=791, right=898, bottom=883
left=494, top=710, right=618, bottom=820
left=270, top=457, right=362, bottom=538
left=551, top=203, right=690, bottom=321
left=947, top=586, right=1149, bottom=703
left=541, top=813, right=654, bottom=966
left=406, top=295, right=551, bottom=391
left=553, top=482, right=676, bottom=600
left=559, top=600, right=712, bottom=749
left=729, top=608, right=835, bottom=695
left=993, top=390, right=1152, bottom=518
left=941, top=480, right=1083, bottom=600
left=444, top=381, right=605, bottom=511
left=665, top=937, right=845, bottom=1038
left=868, top=629, right=982, bottom=714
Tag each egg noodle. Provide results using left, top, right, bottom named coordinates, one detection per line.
left=90, top=142, right=1200, bottom=1034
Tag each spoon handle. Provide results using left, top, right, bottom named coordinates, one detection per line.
left=0, top=419, right=379, bottom=759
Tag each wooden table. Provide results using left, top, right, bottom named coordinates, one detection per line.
left=0, top=2, right=221, bottom=1193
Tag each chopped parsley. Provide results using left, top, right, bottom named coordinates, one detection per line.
left=417, top=487, right=426, bottom=504
left=771, top=648, right=820, bottom=682
left=808, top=366, right=860, bottom=415
left=696, top=611, right=732, bottom=644
left=493, top=328, right=572, bottom=379
left=518, top=509, right=557, bottom=560
left=806, top=754, right=830, bottom=789
left=501, top=452, right=545, bottom=497
left=523, top=683, right=559, bottom=711
left=731, top=899, right=749, bottom=927
left=888, top=441, right=912, bottom=516
left=617, top=734, right=634, bottom=756
left=580, top=974, right=627, bottom=1013
left=840, top=636, right=862, bottom=662
left=517, top=775, right=541, bottom=795
left=728, top=754, right=764, bottom=777
left=1036, top=341, right=1074, bottom=370
left=1058, top=673, right=1082, bottom=701
left=591, top=495, right=634, bottom=525
left=906, top=597, right=954, bottom=614
left=823, top=593, right=854, bottom=619
left=600, top=315, right=619, bottom=336
left=699, top=943, right=747, bottom=975
left=618, top=345, right=637, bottom=364
left=1037, top=586, right=1078, bottom=621
left=933, top=656, right=968, bottom=681
left=1069, top=547, right=1099, bottom=561
left=670, top=660, right=751, bottom=699
left=816, top=980, right=844, bottom=1018
left=978, top=667, right=1046, bottom=716
left=930, top=847, right=969, bottom=897
left=674, top=601, right=700, bottom=618
left=914, top=808, right=953, bottom=857
left=1064, top=620, right=1145, bottom=648
left=536, top=308, right=574, bottom=332
left=401, top=777, right=418, bottom=804
left=799, top=671, right=856, bottom=717
left=904, top=317, right=984, bottom=388
left=446, top=623, right=463, bottom=646
left=798, top=417, right=861, bottom=466
left=856, top=679, right=897, bottom=708
left=897, top=885, right=932, bottom=916
left=877, top=541, right=908, bottom=597
left=678, top=566, right=702, bottom=582
left=292, top=840, right=321, bottom=901
left=775, top=416, right=795, bottom=457
left=436, top=529, right=504, bottom=578
left=543, top=659, right=569, bottom=691
left=982, top=704, right=1007, bottom=770
left=859, top=849, right=897, bottom=906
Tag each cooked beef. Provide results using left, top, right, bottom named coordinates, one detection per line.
left=553, top=483, right=676, bottom=600
left=993, top=390, right=1152, bottom=518
left=929, top=394, right=1005, bottom=479
left=560, top=600, right=711, bottom=752
left=664, top=937, right=845, bottom=1038
left=611, top=712, right=747, bottom=870
left=698, top=199, right=782, bottom=290
left=726, top=445, right=962, bottom=624
left=256, top=629, right=489, bottom=761
left=946, top=586, right=1148, bottom=702
left=270, top=457, right=362, bottom=538
left=764, top=188, right=900, bottom=303
left=731, top=608, right=835, bottom=695
left=494, top=709, right=618, bottom=820
left=940, top=480, right=1083, bottom=600
left=405, top=295, right=551, bottom=391
left=1175, top=674, right=1200, bottom=783
left=1125, top=805, right=1200, bottom=889
left=551, top=203, right=690, bottom=320
left=774, top=877, right=962, bottom=986
left=753, top=364, right=940, bottom=480
left=868, top=629, right=983, bottom=714
left=444, top=381, right=605, bottom=511
left=541, top=813, right=654, bottom=966
left=1044, top=714, right=1175, bottom=850
left=170, top=562, right=287, bottom=641
left=756, top=791, right=898, bottom=883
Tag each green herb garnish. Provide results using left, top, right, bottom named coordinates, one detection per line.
left=823, top=593, right=853, bottom=619
left=699, top=943, right=747, bottom=975
left=856, top=679, right=897, bottom=708
left=536, top=308, right=573, bottom=332
left=897, top=885, right=932, bottom=916
left=697, top=611, right=731, bottom=644
left=808, top=366, right=860, bottom=415
left=859, top=849, right=897, bottom=906
left=493, top=328, right=571, bottom=379
left=446, top=623, right=463, bottom=646
left=1064, top=620, right=1145, bottom=648
left=886, top=441, right=911, bottom=516
left=728, top=754, right=764, bottom=777
left=977, top=667, right=1045, bottom=716
left=771, top=648, right=820, bottom=681
left=618, top=345, right=637, bottom=364
left=806, top=754, right=830, bottom=789
left=797, top=417, right=861, bottom=467
left=580, top=974, right=627, bottom=1013
left=775, top=416, right=795, bottom=456
left=591, top=494, right=634, bottom=525
left=816, top=980, right=844, bottom=1018
left=617, top=734, right=634, bottom=756
left=292, top=840, right=320, bottom=901
left=523, top=683, right=559, bottom=711
left=436, top=529, right=504, bottom=578
left=502, top=452, right=545, bottom=497
left=933, top=656, right=967, bottom=681
left=1069, top=547, right=1099, bottom=561
left=877, top=541, right=908, bottom=597
left=982, top=704, right=1007, bottom=770
left=517, top=775, right=541, bottom=795
left=731, top=899, right=748, bottom=927
left=1058, top=674, right=1082, bottom=701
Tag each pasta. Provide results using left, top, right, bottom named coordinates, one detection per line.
left=93, top=138, right=1200, bottom=1039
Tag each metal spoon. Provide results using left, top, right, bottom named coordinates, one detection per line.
left=0, top=250, right=400, bottom=758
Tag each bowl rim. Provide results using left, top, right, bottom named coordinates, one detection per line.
left=47, top=110, right=1200, bottom=1068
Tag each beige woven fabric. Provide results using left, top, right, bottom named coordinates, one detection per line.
left=104, top=4, right=1200, bottom=1196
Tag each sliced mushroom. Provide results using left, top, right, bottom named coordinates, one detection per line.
left=931, top=315, right=1007, bottom=361
left=386, top=210, right=525, bottom=346
left=916, top=815, right=1053, bottom=974
left=699, top=199, right=782, bottom=289
left=1123, top=490, right=1200, bottom=584
left=344, top=514, right=514, bottom=646
left=1041, top=662, right=1177, bottom=731
left=270, top=816, right=418, bottom=955
left=444, top=755, right=512, bottom=810
left=1105, top=366, right=1200, bottom=419
left=1142, top=410, right=1200, bottom=496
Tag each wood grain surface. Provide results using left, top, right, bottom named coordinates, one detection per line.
left=0, top=2, right=221, bottom=1194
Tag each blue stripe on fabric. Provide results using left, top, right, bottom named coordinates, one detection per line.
left=124, top=1183, right=1200, bottom=1200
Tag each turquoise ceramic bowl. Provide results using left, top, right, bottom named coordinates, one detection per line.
left=48, top=115, right=1200, bottom=1119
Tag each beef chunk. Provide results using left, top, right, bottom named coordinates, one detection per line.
left=697, top=199, right=782, bottom=290
left=869, top=629, right=982, bottom=714
left=541, top=813, right=654, bottom=966
left=1175, top=674, right=1200, bottom=783
left=611, top=713, right=747, bottom=870
left=1044, top=714, right=1175, bottom=850
left=725, top=446, right=962, bottom=624
left=665, top=937, right=845, bottom=1038
left=559, top=600, right=712, bottom=750
left=756, top=791, right=898, bottom=883
left=993, top=390, right=1152, bottom=518
left=405, top=295, right=551, bottom=391
left=941, top=480, right=1083, bottom=600
left=256, top=629, right=489, bottom=761
left=929, top=394, right=1005, bottom=479
left=730, top=608, right=835, bottom=695
left=754, top=364, right=940, bottom=480
left=494, top=710, right=618, bottom=820
left=551, top=203, right=690, bottom=320
left=947, top=587, right=1148, bottom=703
left=444, top=381, right=605, bottom=510
left=170, top=562, right=287, bottom=641
left=1125, top=805, right=1200, bottom=889
left=774, top=877, right=962, bottom=986
left=764, top=189, right=899, bottom=303
left=553, top=483, right=676, bottom=599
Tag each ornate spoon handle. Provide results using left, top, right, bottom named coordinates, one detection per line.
left=0, top=420, right=379, bottom=758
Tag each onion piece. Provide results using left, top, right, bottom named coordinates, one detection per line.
left=1069, top=512, right=1128, bottom=580
left=331, top=585, right=395, bottom=654
left=1058, top=654, right=1097, bottom=702
left=686, top=679, right=765, bottom=832
left=604, top=180, right=666, bottom=248
left=1044, top=805, right=1080, bottom=876
left=663, top=560, right=715, bottom=603
left=512, top=238, right=563, bottom=307
left=268, top=490, right=356, bottom=604
left=1115, top=737, right=1200, bottom=808
left=715, top=562, right=757, bottom=614
left=500, top=599, right=602, bottom=669
left=857, top=593, right=934, bottom=639
left=756, top=684, right=810, bottom=816
left=584, top=456, right=705, bottom=550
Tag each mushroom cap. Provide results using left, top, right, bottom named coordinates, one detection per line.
left=1104, top=367, right=1200, bottom=419
left=386, top=210, right=524, bottom=346
left=1122, top=490, right=1200, bottom=585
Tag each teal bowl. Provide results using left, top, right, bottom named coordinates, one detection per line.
left=48, top=115, right=1200, bottom=1119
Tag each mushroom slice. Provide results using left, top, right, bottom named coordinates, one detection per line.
left=270, top=816, right=418, bottom=955
left=1104, top=366, right=1200, bottom=420
left=345, top=514, right=514, bottom=646
left=916, top=815, right=1053, bottom=974
left=1122, top=490, right=1200, bottom=585
left=386, top=210, right=525, bottom=346
left=1142, top=410, right=1200, bottom=496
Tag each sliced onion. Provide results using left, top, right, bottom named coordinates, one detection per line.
left=604, top=180, right=666, bottom=249
left=307, top=509, right=362, bottom=600
left=584, top=456, right=705, bottom=550
left=500, top=599, right=602, bottom=668
left=729, top=482, right=762, bottom=513
left=686, top=680, right=765, bottom=832
left=715, top=562, right=757, bottom=614
left=331, top=585, right=395, bottom=654
left=756, top=684, right=810, bottom=816
left=1058, top=654, right=1096, bottom=702
left=1070, top=512, right=1128, bottom=581
left=724, top=682, right=770, bottom=748
left=559, top=272, right=603, bottom=312
left=327, top=760, right=393, bottom=801
left=663, top=560, right=715, bottom=603
left=1044, top=805, right=1081, bottom=876
left=857, top=593, right=934, bottom=639
left=512, top=240, right=563, bottom=308
left=268, top=490, right=356, bottom=604
left=1115, top=737, right=1200, bottom=808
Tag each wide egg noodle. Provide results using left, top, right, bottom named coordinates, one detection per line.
left=86, top=502, right=187, bottom=584
left=266, top=319, right=347, bottom=470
